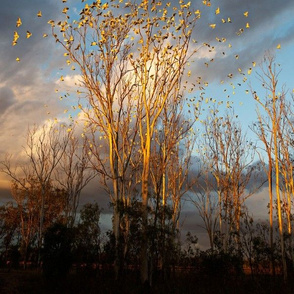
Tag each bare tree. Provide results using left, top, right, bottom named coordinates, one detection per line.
left=51, top=0, right=199, bottom=284
left=1, top=123, right=69, bottom=264
left=201, top=110, right=256, bottom=253
left=251, top=54, right=287, bottom=280
left=55, top=127, right=97, bottom=228
left=191, top=169, right=219, bottom=251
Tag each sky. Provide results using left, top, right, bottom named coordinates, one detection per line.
left=1, top=0, right=294, bottom=247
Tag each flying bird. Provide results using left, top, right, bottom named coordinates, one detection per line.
left=16, top=17, right=22, bottom=27
left=62, top=7, right=69, bottom=14
left=26, top=31, right=32, bottom=39
left=12, top=31, right=19, bottom=46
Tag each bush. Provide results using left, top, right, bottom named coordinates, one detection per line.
left=42, top=223, right=73, bottom=278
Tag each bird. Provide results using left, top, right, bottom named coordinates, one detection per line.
left=26, top=31, right=32, bottom=39
left=16, top=17, right=22, bottom=27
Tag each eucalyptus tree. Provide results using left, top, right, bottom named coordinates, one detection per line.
left=201, top=110, right=256, bottom=253
left=50, top=0, right=201, bottom=283
left=251, top=55, right=288, bottom=280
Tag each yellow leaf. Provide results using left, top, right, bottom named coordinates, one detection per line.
left=209, top=24, right=216, bottom=29
left=243, top=11, right=248, bottom=17
left=246, top=22, right=250, bottom=28
left=276, top=44, right=281, bottom=49
left=248, top=68, right=252, bottom=75
left=60, top=75, right=64, bottom=81
left=37, top=11, right=42, bottom=17
left=16, top=57, right=20, bottom=62
left=43, top=33, right=48, bottom=38
left=215, top=7, right=220, bottom=15
left=62, top=7, right=69, bottom=14
left=91, top=41, right=97, bottom=46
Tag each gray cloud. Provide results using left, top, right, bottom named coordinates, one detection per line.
left=0, top=0, right=293, bottom=240
left=188, top=0, right=294, bottom=83
left=0, top=87, right=16, bottom=114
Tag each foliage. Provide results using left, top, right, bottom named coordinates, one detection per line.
left=73, top=203, right=101, bottom=265
left=42, top=222, right=74, bottom=278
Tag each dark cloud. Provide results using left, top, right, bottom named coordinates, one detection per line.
left=0, top=87, right=16, bottom=114
left=188, top=0, right=294, bottom=82
left=0, top=187, right=12, bottom=205
left=0, top=0, right=63, bottom=86
left=0, top=0, right=292, bottom=239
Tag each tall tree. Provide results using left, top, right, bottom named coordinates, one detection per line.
left=201, top=110, right=256, bottom=252
left=55, top=127, right=97, bottom=228
left=52, top=0, right=199, bottom=284
left=251, top=55, right=287, bottom=280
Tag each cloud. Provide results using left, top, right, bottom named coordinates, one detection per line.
left=0, top=0, right=293, bottom=243
left=188, top=0, right=294, bottom=83
left=0, top=87, right=16, bottom=114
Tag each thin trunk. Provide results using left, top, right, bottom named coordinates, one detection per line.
left=273, top=112, right=287, bottom=281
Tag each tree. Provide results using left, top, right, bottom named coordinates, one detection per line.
left=10, top=178, right=67, bottom=268
left=42, top=222, right=74, bottom=278
left=0, top=123, right=70, bottom=264
left=0, top=203, right=19, bottom=265
left=191, top=169, right=219, bottom=251
left=51, top=0, right=199, bottom=284
left=201, top=110, right=256, bottom=253
left=55, top=127, right=97, bottom=228
left=52, top=1, right=140, bottom=278
left=251, top=54, right=288, bottom=280
left=74, top=203, right=101, bottom=265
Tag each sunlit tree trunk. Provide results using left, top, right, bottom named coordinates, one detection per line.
left=252, top=55, right=287, bottom=281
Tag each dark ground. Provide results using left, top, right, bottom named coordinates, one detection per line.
left=1, top=268, right=294, bottom=294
